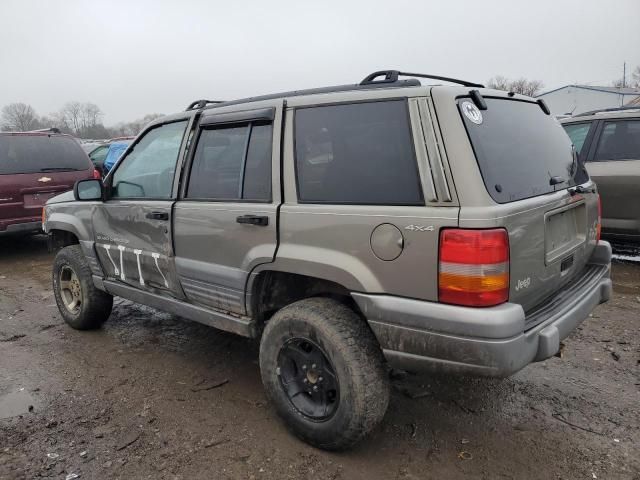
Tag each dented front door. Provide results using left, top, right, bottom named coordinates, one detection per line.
left=92, top=118, right=191, bottom=299
left=93, top=201, right=182, bottom=297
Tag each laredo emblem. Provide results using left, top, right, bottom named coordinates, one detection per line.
left=38, top=176, right=52, bottom=183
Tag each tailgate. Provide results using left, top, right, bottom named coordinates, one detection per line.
left=506, top=191, right=599, bottom=312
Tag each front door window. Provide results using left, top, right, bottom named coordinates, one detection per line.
left=111, top=121, right=188, bottom=198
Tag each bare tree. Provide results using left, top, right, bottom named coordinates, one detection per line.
left=487, top=76, right=544, bottom=96
left=1, top=103, right=40, bottom=131
left=612, top=65, right=640, bottom=89
left=111, top=113, right=164, bottom=137
left=487, top=75, right=510, bottom=91
left=59, top=101, right=84, bottom=133
left=80, top=103, right=103, bottom=131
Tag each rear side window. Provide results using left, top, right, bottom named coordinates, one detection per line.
left=562, top=122, right=592, bottom=155
left=294, top=101, right=423, bottom=205
left=0, top=135, right=90, bottom=175
left=459, top=98, right=579, bottom=203
left=593, top=120, right=640, bottom=161
left=186, top=123, right=272, bottom=201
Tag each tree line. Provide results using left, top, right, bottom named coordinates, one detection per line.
left=486, top=65, right=640, bottom=97
left=0, top=101, right=163, bottom=139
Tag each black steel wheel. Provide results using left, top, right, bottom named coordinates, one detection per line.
left=259, top=297, right=389, bottom=450
left=277, top=338, right=339, bottom=420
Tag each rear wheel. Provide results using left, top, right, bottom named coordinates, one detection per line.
left=52, top=245, right=113, bottom=330
left=259, top=297, right=389, bottom=450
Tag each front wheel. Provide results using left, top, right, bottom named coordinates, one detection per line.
left=52, top=245, right=113, bottom=330
left=259, top=297, right=389, bottom=450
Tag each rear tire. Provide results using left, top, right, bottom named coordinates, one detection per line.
left=259, top=297, right=389, bottom=450
left=52, top=245, right=113, bottom=330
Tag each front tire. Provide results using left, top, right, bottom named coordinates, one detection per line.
left=52, top=245, right=113, bottom=330
left=259, top=297, right=389, bottom=450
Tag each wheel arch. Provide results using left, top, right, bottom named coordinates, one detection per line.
left=248, top=269, right=367, bottom=330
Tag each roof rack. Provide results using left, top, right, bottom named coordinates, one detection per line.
left=360, top=70, right=484, bottom=88
left=574, top=105, right=640, bottom=117
left=186, top=99, right=225, bottom=111
left=25, top=127, right=61, bottom=134
left=193, top=70, right=477, bottom=114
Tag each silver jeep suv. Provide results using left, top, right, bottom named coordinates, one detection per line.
left=44, top=70, right=612, bottom=450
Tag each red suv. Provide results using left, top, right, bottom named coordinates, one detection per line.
left=0, top=130, right=98, bottom=235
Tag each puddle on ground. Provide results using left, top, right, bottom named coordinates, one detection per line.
left=0, top=389, right=36, bottom=419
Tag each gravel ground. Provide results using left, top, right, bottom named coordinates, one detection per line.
left=1, top=235, right=638, bottom=480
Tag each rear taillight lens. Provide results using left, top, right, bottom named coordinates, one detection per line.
left=93, top=168, right=101, bottom=179
left=439, top=228, right=509, bottom=307
left=596, top=194, right=602, bottom=244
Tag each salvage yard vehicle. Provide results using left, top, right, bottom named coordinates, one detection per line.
left=43, top=70, right=612, bottom=450
left=0, top=129, right=98, bottom=236
left=561, top=107, right=640, bottom=241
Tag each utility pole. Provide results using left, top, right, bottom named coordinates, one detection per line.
left=623, top=62, right=626, bottom=88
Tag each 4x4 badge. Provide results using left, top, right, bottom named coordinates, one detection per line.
left=404, top=224, right=434, bottom=232
left=461, top=101, right=483, bottom=125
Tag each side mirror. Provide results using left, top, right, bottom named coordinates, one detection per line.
left=74, top=179, right=103, bottom=201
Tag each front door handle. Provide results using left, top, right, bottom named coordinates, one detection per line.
left=236, top=215, right=269, bottom=226
left=146, top=211, right=169, bottom=221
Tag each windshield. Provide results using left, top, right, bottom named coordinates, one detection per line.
left=459, top=98, right=585, bottom=203
left=0, top=135, right=90, bottom=175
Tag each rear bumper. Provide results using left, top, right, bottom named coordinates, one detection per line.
left=353, top=241, right=612, bottom=377
left=0, top=219, right=42, bottom=236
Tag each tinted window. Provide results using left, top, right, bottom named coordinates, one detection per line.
left=562, top=122, right=592, bottom=155
left=112, top=121, right=187, bottom=198
left=243, top=124, right=273, bottom=201
left=187, top=123, right=272, bottom=201
left=294, top=101, right=423, bottom=205
left=0, top=135, right=91, bottom=175
left=593, top=120, right=640, bottom=161
left=460, top=98, right=580, bottom=203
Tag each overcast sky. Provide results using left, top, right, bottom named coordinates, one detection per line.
left=1, top=0, right=639, bottom=124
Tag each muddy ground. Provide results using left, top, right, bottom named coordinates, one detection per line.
left=0, top=235, right=638, bottom=480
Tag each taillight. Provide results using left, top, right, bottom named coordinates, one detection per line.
left=439, top=228, right=509, bottom=307
left=92, top=168, right=101, bottom=179
left=596, top=194, right=602, bottom=244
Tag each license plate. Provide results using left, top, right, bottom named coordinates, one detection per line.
left=23, top=192, right=58, bottom=208
left=545, top=202, right=586, bottom=264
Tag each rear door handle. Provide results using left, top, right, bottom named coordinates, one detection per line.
left=236, top=215, right=269, bottom=226
left=146, top=211, right=169, bottom=221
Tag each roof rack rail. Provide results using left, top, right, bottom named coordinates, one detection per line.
left=574, top=105, right=640, bottom=117
left=360, top=70, right=484, bottom=88
left=186, top=99, right=225, bottom=111
left=25, top=127, right=61, bottom=134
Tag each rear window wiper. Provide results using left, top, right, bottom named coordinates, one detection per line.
left=39, top=167, right=82, bottom=172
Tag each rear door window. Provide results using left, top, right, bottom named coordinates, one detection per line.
left=186, top=122, right=272, bottom=202
left=562, top=122, right=592, bottom=156
left=0, top=135, right=90, bottom=174
left=294, top=100, right=423, bottom=205
left=593, top=120, right=640, bottom=161
left=459, top=98, right=579, bottom=203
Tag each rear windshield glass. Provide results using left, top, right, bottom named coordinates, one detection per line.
left=459, top=98, right=583, bottom=203
left=0, top=135, right=90, bottom=175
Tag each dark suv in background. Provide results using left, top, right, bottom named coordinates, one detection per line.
left=562, top=107, right=640, bottom=241
left=0, top=130, right=97, bottom=235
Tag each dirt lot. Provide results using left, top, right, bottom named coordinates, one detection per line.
left=0, top=236, right=638, bottom=480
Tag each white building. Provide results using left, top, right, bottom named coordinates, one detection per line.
left=536, top=85, right=640, bottom=116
